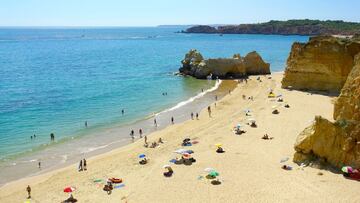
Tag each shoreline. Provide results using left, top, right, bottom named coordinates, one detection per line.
left=0, top=79, right=236, bottom=187
left=2, top=72, right=357, bottom=202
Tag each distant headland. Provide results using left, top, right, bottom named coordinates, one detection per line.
left=181, top=19, right=360, bottom=36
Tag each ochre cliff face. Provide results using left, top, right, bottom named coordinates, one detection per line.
left=179, top=49, right=270, bottom=79
left=282, top=36, right=360, bottom=92
left=334, top=54, right=360, bottom=122
left=294, top=54, right=360, bottom=168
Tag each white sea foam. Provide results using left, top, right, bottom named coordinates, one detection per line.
left=156, top=80, right=222, bottom=116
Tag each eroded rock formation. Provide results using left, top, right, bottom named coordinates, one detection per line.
left=294, top=54, right=360, bottom=168
left=179, top=49, right=270, bottom=79
left=282, top=36, right=360, bottom=92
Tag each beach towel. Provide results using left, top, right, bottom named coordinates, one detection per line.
left=114, top=184, right=126, bottom=189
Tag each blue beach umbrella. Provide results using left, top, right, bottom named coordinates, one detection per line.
left=139, top=154, right=146, bottom=159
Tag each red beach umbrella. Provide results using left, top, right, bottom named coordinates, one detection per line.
left=63, top=186, right=76, bottom=193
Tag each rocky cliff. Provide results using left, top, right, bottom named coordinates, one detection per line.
left=294, top=53, right=360, bottom=168
left=281, top=36, right=360, bottom=92
left=179, top=49, right=270, bottom=79
left=182, top=20, right=360, bottom=36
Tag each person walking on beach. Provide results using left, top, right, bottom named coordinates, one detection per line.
left=78, top=159, right=83, bottom=171
left=191, top=112, right=194, bottom=120
left=38, top=161, right=41, bottom=169
left=196, top=113, right=199, bottom=120
left=83, top=158, right=87, bottom=171
left=154, top=118, right=157, bottom=127
left=130, top=129, right=135, bottom=141
left=144, top=135, right=148, bottom=145
left=139, top=128, right=143, bottom=138
left=171, top=117, right=174, bottom=124
left=207, top=106, right=212, bottom=117
left=215, top=95, right=218, bottom=101
left=26, top=185, right=31, bottom=199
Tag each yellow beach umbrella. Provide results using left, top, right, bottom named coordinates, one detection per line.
left=215, top=143, right=222, bottom=147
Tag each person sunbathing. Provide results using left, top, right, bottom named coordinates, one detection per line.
left=250, top=122, right=257, bottom=128
left=103, top=181, right=113, bottom=195
left=272, top=109, right=279, bottom=114
left=158, top=138, right=163, bottom=143
left=284, top=104, right=290, bottom=108
left=277, top=98, right=283, bottom=102
left=163, top=167, right=174, bottom=177
left=281, top=165, right=292, bottom=170
left=235, top=128, right=246, bottom=135
left=139, top=158, right=148, bottom=165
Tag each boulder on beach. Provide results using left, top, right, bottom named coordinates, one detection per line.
left=179, top=49, right=270, bottom=79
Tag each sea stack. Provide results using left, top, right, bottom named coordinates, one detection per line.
left=281, top=36, right=360, bottom=92
left=179, top=49, right=270, bottom=79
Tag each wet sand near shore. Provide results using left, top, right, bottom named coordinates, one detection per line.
left=1, top=73, right=359, bottom=203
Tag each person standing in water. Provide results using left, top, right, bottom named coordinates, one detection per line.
left=215, top=95, right=218, bottom=101
left=191, top=112, right=194, bottom=120
left=139, top=128, right=143, bottom=138
left=154, top=118, right=157, bottom=127
left=85, top=121, right=88, bottom=127
left=171, top=117, right=174, bottom=124
left=50, top=133, right=55, bottom=141
left=33, top=134, right=36, bottom=139
left=26, top=185, right=31, bottom=199
left=207, top=106, right=212, bottom=117
left=122, top=109, right=124, bottom=115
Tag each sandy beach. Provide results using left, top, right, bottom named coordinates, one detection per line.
left=1, top=72, right=359, bottom=203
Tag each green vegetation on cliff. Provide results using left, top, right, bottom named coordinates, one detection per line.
left=184, top=19, right=360, bottom=35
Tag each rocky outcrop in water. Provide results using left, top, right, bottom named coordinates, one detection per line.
left=179, top=49, right=270, bottom=79
left=294, top=53, right=360, bottom=168
left=281, top=36, right=360, bottom=92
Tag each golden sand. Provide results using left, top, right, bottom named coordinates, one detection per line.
left=1, top=73, right=359, bottom=203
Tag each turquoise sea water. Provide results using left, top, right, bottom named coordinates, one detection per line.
left=0, top=27, right=308, bottom=166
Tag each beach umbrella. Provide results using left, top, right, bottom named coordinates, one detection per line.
left=209, top=171, right=219, bottom=177
left=138, top=154, right=146, bottom=159
left=174, top=149, right=187, bottom=154
left=237, top=123, right=241, bottom=128
left=215, top=143, right=222, bottom=147
left=63, top=186, right=76, bottom=193
left=204, top=168, right=216, bottom=172
left=342, top=166, right=353, bottom=173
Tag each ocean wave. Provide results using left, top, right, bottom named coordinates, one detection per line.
left=156, top=80, right=222, bottom=116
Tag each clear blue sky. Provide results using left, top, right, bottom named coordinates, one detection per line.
left=1, top=0, right=359, bottom=26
